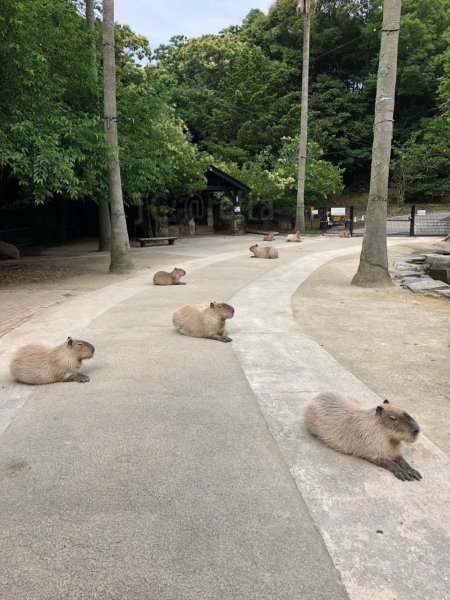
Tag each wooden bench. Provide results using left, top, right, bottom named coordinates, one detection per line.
left=245, top=229, right=280, bottom=236
left=137, top=236, right=177, bottom=247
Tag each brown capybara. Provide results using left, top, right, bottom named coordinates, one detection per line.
left=286, top=231, right=302, bottom=242
left=153, top=268, right=186, bottom=286
left=172, top=302, right=234, bottom=343
left=0, top=240, right=20, bottom=259
left=10, top=337, right=95, bottom=384
left=263, top=232, right=276, bottom=241
left=339, top=230, right=351, bottom=238
left=304, top=392, right=422, bottom=481
left=249, top=244, right=278, bottom=259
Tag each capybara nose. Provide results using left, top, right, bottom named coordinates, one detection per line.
left=413, top=428, right=420, bottom=435
left=91, top=346, right=95, bottom=355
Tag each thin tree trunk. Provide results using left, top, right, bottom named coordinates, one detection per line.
left=295, top=9, right=311, bottom=233
left=86, top=0, right=111, bottom=252
left=98, top=198, right=111, bottom=251
left=86, top=0, right=97, bottom=74
left=103, top=0, right=131, bottom=273
left=352, top=0, right=401, bottom=287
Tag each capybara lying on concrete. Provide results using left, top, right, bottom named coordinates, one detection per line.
left=249, top=244, right=278, bottom=259
left=0, top=240, right=20, bottom=259
left=153, top=268, right=186, bottom=285
left=172, top=302, right=234, bottom=343
left=304, top=392, right=422, bottom=481
left=11, top=337, right=95, bottom=384
left=339, top=230, right=350, bottom=238
left=263, top=232, right=276, bottom=241
left=286, top=231, right=302, bottom=242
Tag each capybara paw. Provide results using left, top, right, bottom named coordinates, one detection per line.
left=222, top=336, right=233, bottom=343
left=407, top=468, right=422, bottom=480
left=75, top=373, right=90, bottom=383
left=393, top=468, right=410, bottom=481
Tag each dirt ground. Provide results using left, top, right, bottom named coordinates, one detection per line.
left=2, top=237, right=449, bottom=456
left=292, top=240, right=450, bottom=456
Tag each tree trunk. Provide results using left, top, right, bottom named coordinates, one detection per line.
left=86, top=0, right=111, bottom=252
left=86, top=0, right=97, bottom=74
left=103, top=0, right=131, bottom=273
left=295, top=8, right=311, bottom=233
left=352, top=0, right=401, bottom=287
left=98, top=198, right=112, bottom=251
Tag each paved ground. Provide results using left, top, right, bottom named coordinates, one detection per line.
left=0, top=234, right=449, bottom=600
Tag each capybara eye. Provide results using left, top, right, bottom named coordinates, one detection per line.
left=389, top=415, right=398, bottom=421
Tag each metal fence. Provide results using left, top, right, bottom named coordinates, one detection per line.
left=386, top=206, right=450, bottom=236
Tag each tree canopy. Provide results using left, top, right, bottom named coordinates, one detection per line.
left=0, top=0, right=448, bottom=221
left=152, top=0, right=449, bottom=203
left=0, top=0, right=210, bottom=210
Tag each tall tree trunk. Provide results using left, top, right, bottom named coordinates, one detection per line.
left=98, top=198, right=112, bottom=251
left=295, top=1, right=314, bottom=233
left=86, top=0, right=111, bottom=252
left=103, top=0, right=131, bottom=273
left=86, top=0, right=97, bottom=74
left=352, top=0, right=401, bottom=287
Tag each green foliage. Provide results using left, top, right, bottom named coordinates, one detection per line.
left=219, top=138, right=344, bottom=218
left=117, top=81, right=210, bottom=203
left=153, top=0, right=448, bottom=195
left=391, top=115, right=450, bottom=202
left=0, top=0, right=210, bottom=208
left=391, top=16, right=450, bottom=203
left=1, top=0, right=448, bottom=219
left=0, top=0, right=99, bottom=203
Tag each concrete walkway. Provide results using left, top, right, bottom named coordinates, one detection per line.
left=0, top=235, right=449, bottom=599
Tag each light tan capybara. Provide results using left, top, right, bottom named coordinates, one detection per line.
left=263, top=232, right=276, bottom=241
left=153, top=268, right=186, bottom=286
left=304, top=392, right=422, bottom=481
left=172, top=302, right=234, bottom=343
left=286, top=231, right=302, bottom=242
left=0, top=240, right=20, bottom=259
left=249, top=244, right=278, bottom=259
left=339, top=230, right=351, bottom=238
left=10, top=337, right=95, bottom=384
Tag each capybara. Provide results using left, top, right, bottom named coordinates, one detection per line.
left=339, top=230, right=351, bottom=238
left=153, top=268, right=186, bottom=285
left=286, top=231, right=302, bottom=242
left=249, top=244, right=278, bottom=259
left=10, top=337, right=95, bottom=384
left=0, top=240, right=20, bottom=259
left=172, top=302, right=234, bottom=343
left=263, top=232, right=276, bottom=241
left=304, top=392, right=422, bottom=481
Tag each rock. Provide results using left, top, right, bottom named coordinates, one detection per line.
left=405, top=255, right=427, bottom=264
left=393, top=261, right=423, bottom=272
left=423, top=254, right=450, bottom=267
left=405, top=278, right=450, bottom=293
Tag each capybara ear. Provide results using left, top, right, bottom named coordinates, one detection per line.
left=383, top=399, right=390, bottom=404
left=67, top=337, right=73, bottom=347
left=376, top=405, right=384, bottom=415
left=210, top=302, right=215, bottom=309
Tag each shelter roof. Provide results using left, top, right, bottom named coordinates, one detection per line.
left=205, top=166, right=251, bottom=193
